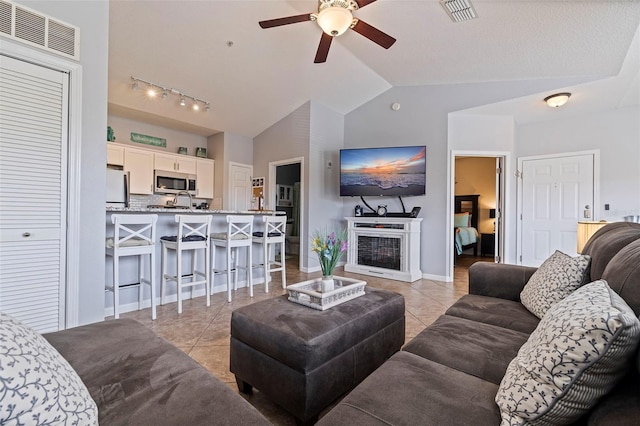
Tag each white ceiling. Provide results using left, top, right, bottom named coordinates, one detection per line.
left=107, top=1, right=640, bottom=138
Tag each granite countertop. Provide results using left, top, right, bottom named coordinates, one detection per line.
left=106, top=206, right=285, bottom=215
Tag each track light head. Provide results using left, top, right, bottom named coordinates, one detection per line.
left=179, top=96, right=186, bottom=107
left=205, top=103, right=210, bottom=113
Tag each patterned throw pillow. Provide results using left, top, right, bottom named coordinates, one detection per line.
left=496, top=280, right=640, bottom=425
left=0, top=313, right=98, bottom=425
left=520, top=250, right=591, bottom=318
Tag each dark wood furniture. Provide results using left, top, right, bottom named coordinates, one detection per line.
left=481, top=232, right=495, bottom=257
left=455, top=194, right=479, bottom=257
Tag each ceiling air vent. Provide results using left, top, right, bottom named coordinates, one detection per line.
left=0, top=0, right=80, bottom=60
left=440, top=0, right=478, bottom=23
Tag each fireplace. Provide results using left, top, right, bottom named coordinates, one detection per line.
left=345, top=217, right=422, bottom=282
left=357, top=236, right=401, bottom=271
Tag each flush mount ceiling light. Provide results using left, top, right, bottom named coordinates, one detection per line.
left=130, top=76, right=210, bottom=113
left=544, top=92, right=571, bottom=108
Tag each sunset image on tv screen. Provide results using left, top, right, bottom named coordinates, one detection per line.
left=340, top=146, right=426, bottom=196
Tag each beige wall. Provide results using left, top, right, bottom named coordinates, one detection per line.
left=455, top=157, right=496, bottom=234
left=107, top=115, right=207, bottom=155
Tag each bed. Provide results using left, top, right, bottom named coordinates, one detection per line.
left=454, top=194, right=479, bottom=256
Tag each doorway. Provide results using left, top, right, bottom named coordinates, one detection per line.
left=517, top=151, right=598, bottom=266
left=228, top=162, right=253, bottom=211
left=448, top=151, right=509, bottom=281
left=269, top=157, right=305, bottom=272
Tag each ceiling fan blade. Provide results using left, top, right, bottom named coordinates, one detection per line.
left=314, top=33, right=333, bottom=63
left=259, top=13, right=312, bottom=29
left=355, top=0, right=378, bottom=8
left=351, top=19, right=396, bottom=49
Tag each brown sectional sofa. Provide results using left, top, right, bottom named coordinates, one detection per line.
left=43, top=318, right=270, bottom=425
left=318, top=222, right=640, bottom=425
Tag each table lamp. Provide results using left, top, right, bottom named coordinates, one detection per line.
left=577, top=221, right=608, bottom=253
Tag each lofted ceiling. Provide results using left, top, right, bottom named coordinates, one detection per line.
left=107, top=1, right=640, bottom=138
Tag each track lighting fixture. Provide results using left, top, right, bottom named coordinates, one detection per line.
left=130, top=76, right=210, bottom=113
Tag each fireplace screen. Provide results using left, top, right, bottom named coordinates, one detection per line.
left=357, top=236, right=401, bottom=271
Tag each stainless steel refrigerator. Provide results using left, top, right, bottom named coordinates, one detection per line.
left=106, top=168, right=129, bottom=208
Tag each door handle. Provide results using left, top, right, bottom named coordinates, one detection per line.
left=22, top=232, right=31, bottom=238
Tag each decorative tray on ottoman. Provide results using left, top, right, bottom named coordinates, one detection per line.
left=287, top=276, right=367, bottom=310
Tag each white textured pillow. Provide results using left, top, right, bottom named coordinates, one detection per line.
left=520, top=250, right=591, bottom=318
left=0, top=313, right=98, bottom=425
left=496, top=280, right=640, bottom=426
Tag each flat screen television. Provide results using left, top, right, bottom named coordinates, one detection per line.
left=340, top=145, right=426, bottom=197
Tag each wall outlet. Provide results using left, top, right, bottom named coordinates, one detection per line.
left=604, top=204, right=610, bottom=210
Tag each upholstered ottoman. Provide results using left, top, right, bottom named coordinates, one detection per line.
left=230, top=287, right=405, bottom=423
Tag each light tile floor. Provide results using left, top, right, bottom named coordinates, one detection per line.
left=118, top=255, right=484, bottom=424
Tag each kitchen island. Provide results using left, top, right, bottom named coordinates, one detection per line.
left=105, top=208, right=286, bottom=318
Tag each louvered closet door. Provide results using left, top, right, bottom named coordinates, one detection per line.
left=0, top=55, right=68, bottom=333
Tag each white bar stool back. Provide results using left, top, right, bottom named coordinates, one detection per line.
left=106, top=214, right=158, bottom=320
left=211, top=215, right=253, bottom=302
left=160, top=214, right=212, bottom=314
left=253, top=215, right=287, bottom=292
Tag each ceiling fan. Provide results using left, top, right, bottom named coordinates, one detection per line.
left=259, top=0, right=396, bottom=63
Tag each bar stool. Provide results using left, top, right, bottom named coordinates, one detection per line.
left=211, top=215, right=253, bottom=302
left=252, top=215, right=287, bottom=292
left=160, top=214, right=211, bottom=314
left=106, top=214, right=158, bottom=320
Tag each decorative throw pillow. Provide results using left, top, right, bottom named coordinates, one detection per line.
left=496, top=280, right=640, bottom=426
left=0, top=313, right=98, bottom=425
left=454, top=212, right=470, bottom=228
left=520, top=250, right=591, bottom=318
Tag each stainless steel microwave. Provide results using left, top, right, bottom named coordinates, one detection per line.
left=154, top=170, right=196, bottom=195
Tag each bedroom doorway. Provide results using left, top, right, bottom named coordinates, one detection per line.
left=448, top=152, right=508, bottom=281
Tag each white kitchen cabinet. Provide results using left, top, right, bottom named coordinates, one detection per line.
left=124, top=147, right=154, bottom=194
left=196, top=159, right=215, bottom=199
left=107, top=143, right=125, bottom=166
left=154, top=152, right=196, bottom=174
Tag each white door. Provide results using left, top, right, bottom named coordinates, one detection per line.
left=229, top=162, right=252, bottom=211
left=0, top=55, right=69, bottom=332
left=520, top=153, right=594, bottom=266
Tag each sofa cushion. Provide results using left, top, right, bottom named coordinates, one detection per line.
left=403, top=315, right=530, bottom=384
left=0, top=312, right=98, bottom=425
left=582, top=222, right=640, bottom=282
left=495, top=280, right=640, bottom=426
left=44, top=318, right=270, bottom=426
left=445, top=294, right=540, bottom=334
left=316, top=351, right=501, bottom=426
left=520, top=250, right=591, bottom=318
left=601, top=238, right=640, bottom=315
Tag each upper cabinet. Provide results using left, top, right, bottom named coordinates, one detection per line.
left=196, top=159, right=215, bottom=199
left=124, top=147, right=154, bottom=194
left=106, top=143, right=124, bottom=166
left=154, top=152, right=196, bottom=174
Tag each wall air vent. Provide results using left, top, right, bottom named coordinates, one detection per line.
left=0, top=0, right=79, bottom=60
left=440, top=0, right=478, bottom=23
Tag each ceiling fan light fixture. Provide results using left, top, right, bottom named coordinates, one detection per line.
left=317, top=6, right=353, bottom=36
left=544, top=92, right=571, bottom=108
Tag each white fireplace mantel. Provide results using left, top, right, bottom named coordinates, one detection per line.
left=344, top=216, right=422, bottom=282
